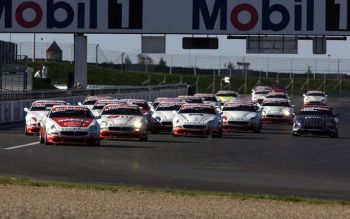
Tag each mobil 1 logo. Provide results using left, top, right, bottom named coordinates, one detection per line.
left=108, top=0, right=143, bottom=29
left=326, top=0, right=350, bottom=31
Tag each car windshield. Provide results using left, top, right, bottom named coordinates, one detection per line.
left=217, top=93, right=237, bottom=97
left=156, top=105, right=182, bottom=111
left=133, top=103, right=150, bottom=110
left=92, top=105, right=106, bottom=110
left=298, top=110, right=333, bottom=116
left=266, top=95, right=287, bottom=99
left=255, top=91, right=269, bottom=95
left=83, top=100, right=98, bottom=105
left=30, top=104, right=62, bottom=111
left=179, top=107, right=216, bottom=115
left=223, top=106, right=256, bottom=112
left=263, top=102, right=290, bottom=107
left=102, top=108, right=142, bottom=116
left=182, top=99, right=203, bottom=104
left=307, top=93, right=325, bottom=97
left=201, top=97, right=217, bottom=102
left=49, top=109, right=93, bottom=118
left=272, top=84, right=285, bottom=89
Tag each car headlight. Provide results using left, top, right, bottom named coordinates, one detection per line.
left=133, top=120, right=143, bottom=129
left=262, top=111, right=267, bottom=116
left=154, top=116, right=162, bottom=122
left=283, top=110, right=291, bottom=116
left=174, top=119, right=183, bottom=127
left=47, top=124, right=59, bottom=134
left=100, top=121, right=108, bottom=129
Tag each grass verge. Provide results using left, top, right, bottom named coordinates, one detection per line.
left=0, top=176, right=348, bottom=206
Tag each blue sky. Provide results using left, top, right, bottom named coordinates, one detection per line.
left=1, top=33, right=350, bottom=59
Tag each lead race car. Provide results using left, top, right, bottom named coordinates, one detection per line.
left=97, top=104, right=148, bottom=141
left=292, top=106, right=338, bottom=138
left=24, top=100, right=67, bottom=135
left=261, top=98, right=294, bottom=124
left=39, top=106, right=100, bottom=146
left=303, top=90, right=328, bottom=106
left=150, top=101, right=185, bottom=133
left=221, top=101, right=262, bottom=133
left=172, top=104, right=222, bottom=138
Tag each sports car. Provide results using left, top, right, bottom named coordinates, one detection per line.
left=79, top=96, right=112, bottom=109
left=150, top=102, right=185, bottom=133
left=215, top=91, right=239, bottom=104
left=151, top=98, right=179, bottom=111
left=194, top=93, right=220, bottom=106
left=261, top=98, right=294, bottom=124
left=172, top=104, right=222, bottom=137
left=24, top=100, right=67, bottom=135
left=251, top=86, right=272, bottom=105
left=303, top=91, right=328, bottom=106
left=221, top=101, right=262, bottom=133
left=292, top=106, right=338, bottom=138
left=265, top=92, right=291, bottom=103
left=271, top=83, right=287, bottom=93
left=39, top=106, right=100, bottom=146
left=91, top=99, right=125, bottom=117
left=98, top=104, right=148, bottom=141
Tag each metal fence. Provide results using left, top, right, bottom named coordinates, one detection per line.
left=0, top=84, right=188, bottom=101
left=16, top=41, right=350, bottom=76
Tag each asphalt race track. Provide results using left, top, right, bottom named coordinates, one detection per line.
left=1, top=98, right=350, bottom=200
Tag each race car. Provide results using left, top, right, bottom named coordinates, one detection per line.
left=150, top=101, right=185, bottom=133
left=292, top=106, right=338, bottom=138
left=151, top=98, right=179, bottom=111
left=39, top=106, right=100, bottom=146
left=271, top=83, right=287, bottom=93
left=251, top=86, right=271, bottom=105
left=215, top=91, right=239, bottom=104
left=98, top=104, right=148, bottom=141
left=123, top=99, right=151, bottom=116
left=91, top=99, right=125, bottom=117
left=172, top=104, right=222, bottom=137
left=221, top=101, right=262, bottom=133
left=194, top=93, right=220, bottom=106
left=265, top=92, right=291, bottom=103
left=24, top=100, right=67, bottom=135
left=261, top=98, right=294, bottom=124
left=79, top=96, right=112, bottom=109
left=303, top=91, right=328, bottom=106
left=177, top=96, right=204, bottom=104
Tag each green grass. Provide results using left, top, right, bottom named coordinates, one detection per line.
left=26, top=61, right=350, bottom=95
left=0, top=176, right=348, bottom=206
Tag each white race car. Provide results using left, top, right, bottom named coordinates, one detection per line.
left=265, top=92, right=290, bottom=103
left=261, top=98, right=294, bottom=124
left=91, top=99, right=125, bottom=117
left=39, top=106, right=100, bottom=146
left=98, top=104, right=148, bottom=141
left=303, top=91, right=328, bottom=106
left=251, top=86, right=271, bottom=105
left=150, top=102, right=185, bottom=133
left=24, top=100, right=67, bottom=135
left=79, top=96, right=112, bottom=109
left=172, top=104, right=222, bottom=137
left=151, top=98, right=179, bottom=112
left=215, top=91, right=240, bottom=104
left=221, top=101, right=262, bottom=133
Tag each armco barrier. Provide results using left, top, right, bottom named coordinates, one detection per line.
left=0, top=84, right=188, bottom=125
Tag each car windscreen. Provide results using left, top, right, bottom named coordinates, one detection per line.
left=179, top=107, right=216, bottom=115
left=266, top=95, right=287, bottom=99
left=298, top=111, right=332, bottom=116
left=217, top=93, right=237, bottom=97
left=49, top=109, right=93, bottom=118
left=102, top=108, right=142, bottom=116
left=307, top=93, right=325, bottom=97
left=262, top=102, right=290, bottom=107
left=133, top=103, right=150, bottom=110
left=183, top=99, right=203, bottom=104
left=156, top=105, right=182, bottom=111
left=272, top=84, right=285, bottom=89
left=223, top=106, right=256, bottom=112
left=83, top=100, right=98, bottom=105
left=202, top=97, right=217, bottom=102
left=255, top=91, right=269, bottom=95
left=30, top=104, right=62, bottom=111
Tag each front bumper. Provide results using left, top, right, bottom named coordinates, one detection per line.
left=26, top=125, right=41, bottom=134
left=172, top=127, right=220, bottom=137
left=262, top=116, right=292, bottom=124
left=46, top=134, right=99, bottom=145
left=100, top=130, right=146, bottom=139
left=222, top=123, right=255, bottom=132
left=293, top=126, right=336, bottom=136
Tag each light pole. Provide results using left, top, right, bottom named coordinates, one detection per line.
left=40, top=37, right=44, bottom=61
left=326, top=54, right=330, bottom=93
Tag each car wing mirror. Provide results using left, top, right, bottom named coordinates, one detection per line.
left=24, top=108, right=29, bottom=112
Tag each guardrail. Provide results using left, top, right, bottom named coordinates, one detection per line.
left=0, top=84, right=188, bottom=101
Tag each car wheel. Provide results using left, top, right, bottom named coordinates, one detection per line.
left=25, top=127, right=30, bottom=135
left=292, top=132, right=300, bottom=137
left=140, top=134, right=148, bottom=141
left=39, top=132, right=44, bottom=144
left=44, top=134, right=52, bottom=145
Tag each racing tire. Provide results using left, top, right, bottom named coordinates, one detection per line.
left=44, top=134, right=52, bottom=145
left=140, top=135, right=148, bottom=141
left=39, top=133, right=44, bottom=144
left=25, top=127, right=30, bottom=136
left=292, top=132, right=301, bottom=137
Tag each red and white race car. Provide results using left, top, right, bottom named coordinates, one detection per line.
left=24, top=100, right=67, bottom=135
left=303, top=90, right=328, bottom=106
left=150, top=101, right=185, bottom=133
left=91, top=99, right=126, bottom=117
left=79, top=96, right=112, bottom=109
left=151, top=98, right=179, bottom=111
left=261, top=98, right=294, bottom=124
left=97, top=104, right=148, bottom=141
left=40, top=106, right=100, bottom=146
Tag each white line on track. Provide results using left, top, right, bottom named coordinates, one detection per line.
left=3, top=142, right=40, bottom=150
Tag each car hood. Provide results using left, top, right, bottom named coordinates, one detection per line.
left=263, top=106, right=290, bottom=113
left=177, top=113, right=216, bottom=124
left=153, top=111, right=176, bottom=121
left=100, top=115, right=141, bottom=126
left=223, top=111, right=257, bottom=120
left=51, top=118, right=94, bottom=127
left=305, top=96, right=326, bottom=101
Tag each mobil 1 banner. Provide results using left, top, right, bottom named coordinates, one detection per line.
left=0, top=0, right=350, bottom=35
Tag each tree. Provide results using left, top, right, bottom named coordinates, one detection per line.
left=124, top=56, right=132, bottom=65
left=226, top=62, right=235, bottom=70
left=158, top=58, right=167, bottom=67
left=137, top=54, right=153, bottom=64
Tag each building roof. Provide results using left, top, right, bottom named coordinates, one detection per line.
left=47, top=41, right=62, bottom=53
